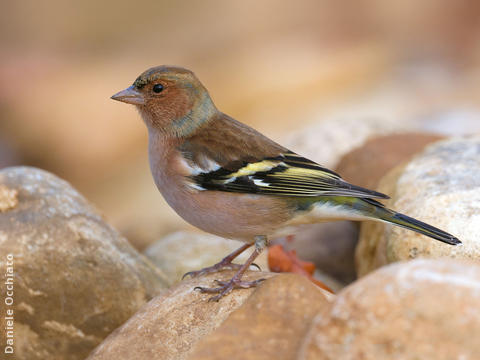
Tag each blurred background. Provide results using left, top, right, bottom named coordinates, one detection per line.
left=1, top=0, right=479, bottom=250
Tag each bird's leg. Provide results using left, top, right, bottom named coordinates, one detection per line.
left=182, top=242, right=260, bottom=279
left=194, top=235, right=268, bottom=302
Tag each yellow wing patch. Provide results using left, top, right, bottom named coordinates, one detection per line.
left=228, top=160, right=282, bottom=178
left=191, top=152, right=389, bottom=199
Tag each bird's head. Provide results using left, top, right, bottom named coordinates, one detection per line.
left=111, top=66, right=217, bottom=137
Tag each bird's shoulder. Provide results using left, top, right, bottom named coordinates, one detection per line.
left=178, top=113, right=286, bottom=170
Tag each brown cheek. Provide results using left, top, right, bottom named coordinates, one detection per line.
left=146, top=87, right=192, bottom=126
left=166, top=87, right=193, bottom=120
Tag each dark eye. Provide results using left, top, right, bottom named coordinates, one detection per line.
left=152, top=84, right=164, bottom=93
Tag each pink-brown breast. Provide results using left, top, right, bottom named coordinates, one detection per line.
left=148, top=134, right=295, bottom=241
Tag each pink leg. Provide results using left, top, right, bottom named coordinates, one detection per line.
left=182, top=243, right=259, bottom=279
left=194, top=236, right=268, bottom=302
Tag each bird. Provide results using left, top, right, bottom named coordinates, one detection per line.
left=111, top=65, right=461, bottom=301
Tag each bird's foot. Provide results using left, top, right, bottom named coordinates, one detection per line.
left=182, top=260, right=260, bottom=280
left=190, top=237, right=268, bottom=301
left=194, top=278, right=266, bottom=302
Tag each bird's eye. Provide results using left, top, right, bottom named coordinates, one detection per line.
left=152, top=84, right=164, bottom=93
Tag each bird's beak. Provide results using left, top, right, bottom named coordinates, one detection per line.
left=111, top=85, right=145, bottom=105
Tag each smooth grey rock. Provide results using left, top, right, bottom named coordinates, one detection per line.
left=0, top=167, right=168, bottom=360
left=356, top=136, right=480, bottom=276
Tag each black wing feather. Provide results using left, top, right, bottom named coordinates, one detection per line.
left=191, top=151, right=389, bottom=199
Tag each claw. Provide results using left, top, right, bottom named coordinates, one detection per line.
left=188, top=239, right=267, bottom=301
left=181, top=243, right=254, bottom=281
left=182, top=271, right=195, bottom=280
left=195, top=286, right=225, bottom=294
left=237, top=278, right=266, bottom=288
left=250, top=263, right=261, bottom=271
left=198, top=277, right=266, bottom=301
left=208, top=295, right=222, bottom=302
left=208, top=290, right=232, bottom=302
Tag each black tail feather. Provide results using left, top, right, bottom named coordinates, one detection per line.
left=388, top=212, right=461, bottom=245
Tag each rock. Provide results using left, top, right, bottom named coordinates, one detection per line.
left=356, top=136, right=480, bottom=276
left=283, top=134, right=443, bottom=286
left=298, top=259, right=480, bottom=360
left=0, top=184, right=18, bottom=212
left=282, top=222, right=359, bottom=285
left=370, top=0, right=480, bottom=64
left=420, top=109, right=480, bottom=136
left=145, top=231, right=269, bottom=286
left=335, top=133, right=444, bottom=190
left=312, top=269, right=345, bottom=294
left=189, top=274, right=333, bottom=360
left=0, top=167, right=168, bottom=360
left=86, top=270, right=277, bottom=360
left=283, top=117, right=413, bottom=168
left=86, top=156, right=188, bottom=252
left=267, top=244, right=335, bottom=293
left=0, top=63, right=146, bottom=186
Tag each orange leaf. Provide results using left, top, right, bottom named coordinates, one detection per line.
left=268, top=244, right=333, bottom=293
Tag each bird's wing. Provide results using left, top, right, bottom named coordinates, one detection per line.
left=190, top=151, right=389, bottom=199
left=179, top=113, right=388, bottom=199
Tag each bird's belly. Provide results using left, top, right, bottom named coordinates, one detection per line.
left=284, top=200, right=371, bottom=227
left=158, top=182, right=295, bottom=241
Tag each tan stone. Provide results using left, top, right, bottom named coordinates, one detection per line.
left=0, top=167, right=168, bottom=360
left=356, top=136, right=480, bottom=276
left=189, top=274, right=333, bottom=360
left=312, top=269, right=345, bottom=294
left=298, top=259, right=480, bottom=360
left=86, top=270, right=277, bottom=360
left=285, top=134, right=443, bottom=286
left=0, top=184, right=18, bottom=212
left=87, top=157, right=189, bottom=252
left=285, top=221, right=359, bottom=285
left=335, top=133, right=444, bottom=190
left=283, top=117, right=413, bottom=169
left=145, top=231, right=269, bottom=286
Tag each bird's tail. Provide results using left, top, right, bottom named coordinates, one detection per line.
left=370, top=201, right=461, bottom=245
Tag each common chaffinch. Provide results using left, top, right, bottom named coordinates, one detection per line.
left=112, top=66, right=460, bottom=301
